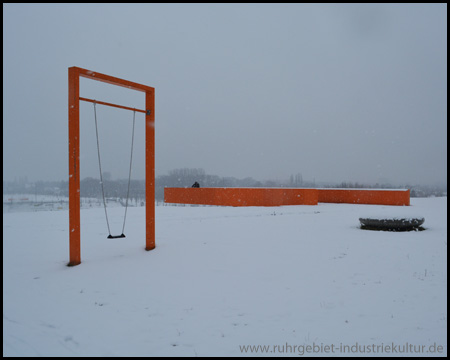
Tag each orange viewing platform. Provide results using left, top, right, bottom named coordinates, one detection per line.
left=164, top=188, right=318, bottom=206
left=318, top=188, right=410, bottom=206
left=164, top=188, right=410, bottom=207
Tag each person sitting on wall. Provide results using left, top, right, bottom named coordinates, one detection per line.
left=192, top=182, right=200, bottom=188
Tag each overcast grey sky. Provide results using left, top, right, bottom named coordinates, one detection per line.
left=3, top=3, right=447, bottom=186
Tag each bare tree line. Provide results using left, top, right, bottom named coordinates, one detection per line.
left=3, top=170, right=447, bottom=201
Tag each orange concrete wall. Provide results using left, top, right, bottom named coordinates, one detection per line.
left=317, top=189, right=410, bottom=206
left=164, top=188, right=319, bottom=206
left=164, top=187, right=410, bottom=207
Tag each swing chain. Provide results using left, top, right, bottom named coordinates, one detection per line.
left=93, top=101, right=136, bottom=238
left=122, top=110, right=136, bottom=235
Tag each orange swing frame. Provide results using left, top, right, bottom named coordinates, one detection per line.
left=68, top=66, right=155, bottom=266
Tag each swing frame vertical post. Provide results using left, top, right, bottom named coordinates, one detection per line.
left=68, top=66, right=155, bottom=266
left=145, top=90, right=155, bottom=251
left=68, top=67, right=81, bottom=266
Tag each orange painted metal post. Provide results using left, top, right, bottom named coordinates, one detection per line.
left=68, top=67, right=155, bottom=265
left=145, top=89, right=155, bottom=251
left=68, top=67, right=81, bottom=266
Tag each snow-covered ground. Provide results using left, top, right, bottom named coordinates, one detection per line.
left=3, top=194, right=140, bottom=213
left=3, top=197, right=447, bottom=356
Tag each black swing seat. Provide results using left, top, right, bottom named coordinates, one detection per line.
left=108, top=234, right=126, bottom=239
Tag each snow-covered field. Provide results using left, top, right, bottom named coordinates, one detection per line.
left=3, top=194, right=132, bottom=213
left=3, top=197, right=447, bottom=356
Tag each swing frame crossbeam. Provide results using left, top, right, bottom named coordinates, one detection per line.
left=68, top=66, right=155, bottom=266
left=80, top=97, right=148, bottom=114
